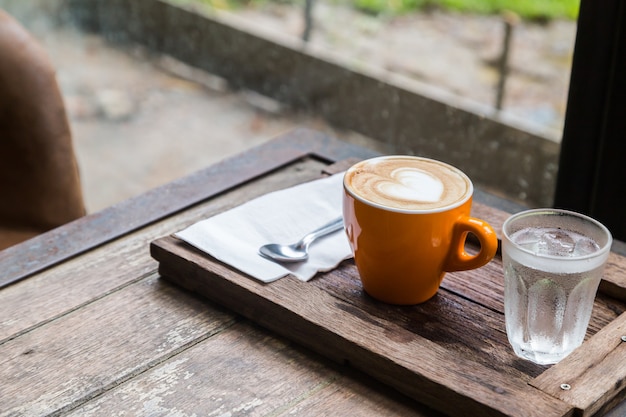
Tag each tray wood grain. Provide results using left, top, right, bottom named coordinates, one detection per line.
left=151, top=230, right=626, bottom=417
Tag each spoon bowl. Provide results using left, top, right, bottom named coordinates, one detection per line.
left=259, top=217, right=344, bottom=263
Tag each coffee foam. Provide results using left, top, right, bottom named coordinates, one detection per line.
left=345, top=156, right=472, bottom=211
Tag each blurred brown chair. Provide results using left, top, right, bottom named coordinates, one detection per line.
left=0, top=10, right=86, bottom=250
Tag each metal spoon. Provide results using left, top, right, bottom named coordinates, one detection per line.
left=259, top=217, right=344, bottom=263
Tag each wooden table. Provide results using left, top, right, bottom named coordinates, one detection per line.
left=2, top=129, right=626, bottom=416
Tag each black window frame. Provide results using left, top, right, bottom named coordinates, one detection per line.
left=555, top=0, right=626, bottom=241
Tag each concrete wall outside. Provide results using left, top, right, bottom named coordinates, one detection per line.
left=3, top=0, right=561, bottom=207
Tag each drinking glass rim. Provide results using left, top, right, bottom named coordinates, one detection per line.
left=502, top=208, right=613, bottom=260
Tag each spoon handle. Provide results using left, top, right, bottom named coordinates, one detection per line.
left=301, top=217, right=344, bottom=247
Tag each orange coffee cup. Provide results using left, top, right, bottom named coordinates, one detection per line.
left=343, top=155, right=498, bottom=305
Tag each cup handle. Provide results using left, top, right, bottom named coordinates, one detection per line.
left=444, top=217, right=498, bottom=272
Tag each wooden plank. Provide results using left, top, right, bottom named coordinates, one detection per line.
left=0, top=158, right=328, bottom=343
left=307, top=260, right=624, bottom=380
left=278, top=370, right=448, bottom=417
left=599, top=252, right=626, bottom=301
left=439, top=265, right=625, bottom=337
left=0, top=274, right=235, bottom=416
left=64, top=321, right=436, bottom=416
left=0, top=139, right=386, bottom=415
left=531, top=313, right=626, bottom=417
left=0, top=128, right=378, bottom=289
left=152, top=236, right=573, bottom=417
left=310, top=261, right=543, bottom=380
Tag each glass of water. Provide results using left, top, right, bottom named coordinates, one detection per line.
left=502, top=209, right=612, bottom=365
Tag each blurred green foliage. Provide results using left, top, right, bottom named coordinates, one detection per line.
left=185, top=0, right=579, bottom=20
left=352, top=0, right=578, bottom=19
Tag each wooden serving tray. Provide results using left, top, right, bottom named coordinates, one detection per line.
left=151, top=226, right=626, bottom=417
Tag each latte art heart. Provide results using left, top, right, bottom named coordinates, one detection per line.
left=345, top=156, right=471, bottom=211
left=377, top=168, right=444, bottom=203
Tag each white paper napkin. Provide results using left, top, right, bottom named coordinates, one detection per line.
left=174, top=172, right=352, bottom=283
